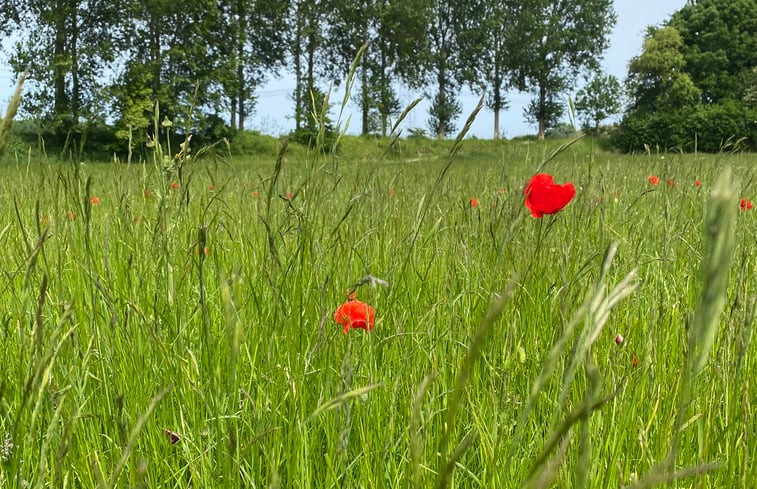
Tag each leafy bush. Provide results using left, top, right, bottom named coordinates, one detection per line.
left=614, top=102, right=756, bottom=152
left=545, top=123, right=579, bottom=139
left=229, top=130, right=279, bottom=157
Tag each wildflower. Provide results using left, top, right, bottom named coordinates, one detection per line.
left=89, top=196, right=100, bottom=205
left=252, top=190, right=259, bottom=198
left=647, top=175, right=659, bottom=186
left=615, top=333, right=624, bottom=346
left=469, top=197, right=479, bottom=207
left=523, top=173, right=575, bottom=218
left=66, top=210, right=75, bottom=220
left=632, top=354, right=638, bottom=368
left=209, top=184, right=216, bottom=191
left=333, top=298, right=376, bottom=334
left=204, top=246, right=210, bottom=256
left=740, top=198, right=753, bottom=211
left=286, top=192, right=294, bottom=200
left=666, top=179, right=675, bottom=188
left=695, top=179, right=701, bottom=187
left=389, top=188, right=395, bottom=197
left=498, top=188, right=506, bottom=194
left=145, top=189, right=153, bottom=198
left=171, top=181, right=180, bottom=190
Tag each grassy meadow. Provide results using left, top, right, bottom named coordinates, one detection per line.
left=0, top=133, right=755, bottom=488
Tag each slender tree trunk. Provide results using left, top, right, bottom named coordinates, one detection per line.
left=493, top=91, right=501, bottom=140
left=537, top=83, right=546, bottom=140
left=237, top=0, right=247, bottom=130
left=70, top=13, right=79, bottom=124
left=437, top=66, right=446, bottom=140
left=380, top=48, right=388, bottom=137
left=149, top=9, right=161, bottom=105
left=53, top=1, right=67, bottom=128
left=361, top=58, right=369, bottom=135
left=293, top=0, right=303, bottom=131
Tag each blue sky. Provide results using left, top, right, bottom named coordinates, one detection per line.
left=0, top=0, right=686, bottom=138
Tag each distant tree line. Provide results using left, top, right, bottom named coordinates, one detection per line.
left=614, top=0, right=757, bottom=152
left=0, top=0, right=616, bottom=151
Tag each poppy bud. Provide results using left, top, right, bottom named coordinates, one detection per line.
left=614, top=333, right=624, bottom=345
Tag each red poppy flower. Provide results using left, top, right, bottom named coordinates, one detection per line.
left=252, top=191, right=259, bottom=198
left=171, top=181, right=180, bottom=190
left=389, top=188, right=395, bottom=197
left=209, top=184, right=216, bottom=191
left=89, top=196, right=100, bottom=205
left=66, top=210, right=75, bottom=220
left=632, top=355, right=638, bottom=368
left=145, top=189, right=153, bottom=198
left=333, top=299, right=376, bottom=334
left=523, top=173, right=575, bottom=218
left=286, top=192, right=294, bottom=200
left=740, top=198, right=754, bottom=211
left=647, top=175, right=659, bottom=186
left=469, top=197, right=479, bottom=207
left=694, top=179, right=701, bottom=187
left=666, top=179, right=675, bottom=188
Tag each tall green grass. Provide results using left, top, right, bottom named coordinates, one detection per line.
left=0, top=105, right=755, bottom=487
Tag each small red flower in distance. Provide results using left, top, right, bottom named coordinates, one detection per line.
left=286, top=192, right=294, bottom=200
left=632, top=354, right=638, bottom=368
left=209, top=184, right=216, bottom=191
left=333, top=298, right=376, bottom=334
left=740, top=198, right=753, bottom=211
left=615, top=333, right=624, bottom=346
left=389, top=188, right=396, bottom=196
left=666, top=179, right=675, bottom=188
left=498, top=188, right=506, bottom=194
left=694, top=179, right=701, bottom=187
left=469, top=197, right=479, bottom=207
left=252, top=190, right=259, bottom=198
left=66, top=210, right=75, bottom=220
left=89, top=196, right=100, bottom=205
left=145, top=189, right=153, bottom=198
left=647, top=175, right=659, bottom=186
left=171, top=181, right=180, bottom=190
left=523, top=173, right=575, bottom=218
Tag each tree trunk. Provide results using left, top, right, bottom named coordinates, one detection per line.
left=53, top=1, right=67, bottom=127
left=437, top=66, right=446, bottom=140
left=70, top=12, right=79, bottom=124
left=493, top=88, right=501, bottom=140
left=237, top=0, right=247, bottom=130
left=537, top=83, right=546, bottom=140
left=293, top=3, right=302, bottom=131
left=361, top=57, right=369, bottom=135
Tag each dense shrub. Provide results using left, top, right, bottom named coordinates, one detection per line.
left=614, top=102, right=756, bottom=152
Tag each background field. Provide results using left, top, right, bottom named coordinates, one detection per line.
left=0, top=135, right=755, bottom=488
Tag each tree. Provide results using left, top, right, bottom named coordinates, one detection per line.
left=426, top=0, right=468, bottom=139
left=219, top=0, right=290, bottom=130
left=575, top=72, right=622, bottom=131
left=9, top=0, right=122, bottom=137
left=458, top=0, right=522, bottom=139
left=324, top=0, right=429, bottom=136
left=669, top=0, right=757, bottom=104
left=625, top=26, right=701, bottom=113
left=511, top=0, right=616, bottom=139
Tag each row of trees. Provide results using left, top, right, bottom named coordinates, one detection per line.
left=0, top=0, right=616, bottom=146
left=614, top=0, right=756, bottom=151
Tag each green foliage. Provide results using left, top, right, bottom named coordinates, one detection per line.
left=614, top=100, right=755, bottom=152
left=617, top=1, right=757, bottom=152
left=626, top=27, right=701, bottom=113
left=428, top=85, right=462, bottom=139
left=545, top=122, right=579, bottom=139
left=511, top=0, right=616, bottom=139
left=669, top=0, right=757, bottom=104
left=575, top=72, right=622, bottom=132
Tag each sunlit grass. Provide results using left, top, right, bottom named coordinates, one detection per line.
left=0, top=136, right=755, bottom=488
